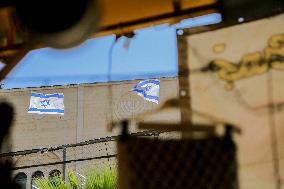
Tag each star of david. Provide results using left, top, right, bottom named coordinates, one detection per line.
left=40, top=99, right=50, bottom=108
left=144, top=86, right=152, bottom=92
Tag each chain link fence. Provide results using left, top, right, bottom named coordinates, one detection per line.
left=0, top=130, right=160, bottom=189
left=117, top=122, right=239, bottom=189
left=0, top=126, right=239, bottom=189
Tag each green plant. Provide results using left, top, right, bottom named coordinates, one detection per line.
left=34, top=168, right=116, bottom=189
left=86, top=168, right=117, bottom=189
left=35, top=175, right=68, bottom=189
left=68, top=170, right=80, bottom=189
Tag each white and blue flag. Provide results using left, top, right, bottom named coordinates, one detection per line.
left=132, top=79, right=160, bottom=104
left=28, top=92, right=64, bottom=115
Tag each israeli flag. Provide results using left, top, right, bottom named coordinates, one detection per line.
left=132, top=79, right=160, bottom=104
left=28, top=92, right=64, bottom=115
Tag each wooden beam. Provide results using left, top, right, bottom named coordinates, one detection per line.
left=0, top=43, right=36, bottom=81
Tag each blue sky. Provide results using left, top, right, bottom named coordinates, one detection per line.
left=1, top=13, right=221, bottom=89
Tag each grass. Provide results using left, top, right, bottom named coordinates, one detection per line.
left=68, top=171, right=80, bottom=189
left=34, top=168, right=117, bottom=189
left=85, top=168, right=116, bottom=189
left=35, top=174, right=68, bottom=189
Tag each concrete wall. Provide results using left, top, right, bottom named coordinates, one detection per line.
left=0, top=77, right=179, bottom=188
left=0, top=77, right=178, bottom=152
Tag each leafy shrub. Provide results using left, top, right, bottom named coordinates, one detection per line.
left=68, top=171, right=80, bottom=189
left=86, top=168, right=116, bottom=189
left=35, top=175, right=67, bottom=189
left=34, top=168, right=116, bottom=189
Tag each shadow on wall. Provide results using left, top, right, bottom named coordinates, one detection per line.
left=0, top=102, right=20, bottom=189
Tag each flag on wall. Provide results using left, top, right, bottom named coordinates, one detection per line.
left=28, top=92, right=64, bottom=115
left=132, top=79, right=160, bottom=104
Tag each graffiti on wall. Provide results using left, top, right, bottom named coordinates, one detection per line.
left=198, top=34, right=284, bottom=84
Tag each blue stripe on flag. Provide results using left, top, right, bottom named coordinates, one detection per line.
left=136, top=79, right=160, bottom=88
left=31, top=93, right=64, bottom=99
left=132, top=89, right=159, bottom=101
left=28, top=108, right=64, bottom=113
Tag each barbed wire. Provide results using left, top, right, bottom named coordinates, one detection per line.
left=0, top=130, right=160, bottom=158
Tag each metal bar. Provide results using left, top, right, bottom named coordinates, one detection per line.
left=177, top=29, right=192, bottom=126
left=12, top=154, right=117, bottom=170
left=97, top=3, right=219, bottom=34
left=0, top=42, right=35, bottom=81
left=139, top=122, right=215, bottom=133
left=267, top=71, right=281, bottom=189
left=0, top=130, right=160, bottom=157
left=0, top=44, right=25, bottom=52
left=62, top=146, right=67, bottom=182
